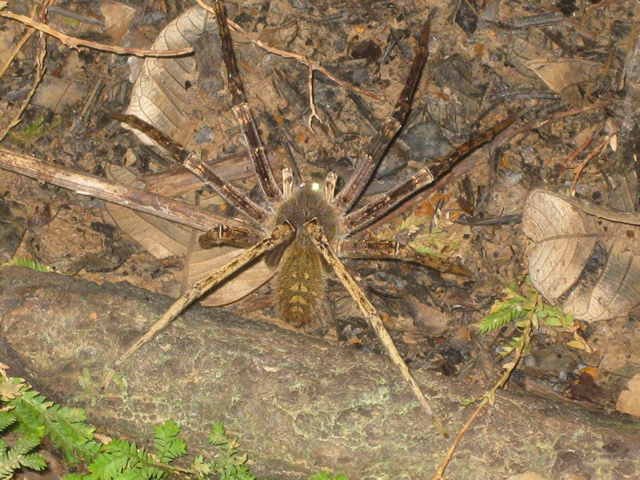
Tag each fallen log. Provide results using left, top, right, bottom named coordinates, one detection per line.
left=1, top=266, right=639, bottom=479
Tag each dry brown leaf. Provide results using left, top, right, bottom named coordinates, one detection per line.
left=104, top=164, right=273, bottom=306
left=100, top=1, right=137, bottom=44
left=125, top=6, right=209, bottom=146
left=103, top=5, right=276, bottom=306
left=525, top=59, right=600, bottom=94
left=616, top=372, right=640, bottom=418
left=523, top=187, right=640, bottom=322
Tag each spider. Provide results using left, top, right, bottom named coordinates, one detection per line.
left=100, top=0, right=513, bottom=431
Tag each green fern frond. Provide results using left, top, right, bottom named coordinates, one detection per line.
left=0, top=433, right=46, bottom=479
left=2, top=373, right=349, bottom=480
left=11, top=387, right=100, bottom=464
left=89, top=439, right=168, bottom=480
left=479, top=300, right=529, bottom=333
left=0, top=412, right=16, bottom=433
left=1, top=257, right=52, bottom=272
left=153, top=420, right=186, bottom=463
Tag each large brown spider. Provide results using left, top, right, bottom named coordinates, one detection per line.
left=100, top=0, right=512, bottom=429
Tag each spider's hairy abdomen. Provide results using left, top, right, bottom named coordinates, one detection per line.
left=272, top=185, right=337, bottom=325
left=276, top=241, right=326, bottom=326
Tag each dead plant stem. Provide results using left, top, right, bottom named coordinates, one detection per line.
left=0, top=9, right=193, bottom=57
left=194, top=0, right=383, bottom=101
left=431, top=294, right=536, bottom=479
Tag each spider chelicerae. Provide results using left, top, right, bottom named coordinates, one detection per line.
left=102, top=0, right=513, bottom=431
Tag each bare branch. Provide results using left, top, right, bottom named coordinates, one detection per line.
left=0, top=147, right=256, bottom=232
left=194, top=0, right=384, bottom=101
left=0, top=9, right=194, bottom=57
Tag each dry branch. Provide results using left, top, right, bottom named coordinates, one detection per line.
left=0, top=146, right=251, bottom=230
left=0, top=8, right=193, bottom=57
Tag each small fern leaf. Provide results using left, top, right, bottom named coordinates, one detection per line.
left=1, top=257, right=52, bottom=272
left=479, top=302, right=528, bottom=333
left=153, top=420, right=186, bottom=463
left=0, top=412, right=17, bottom=433
left=12, top=433, right=41, bottom=456
left=19, top=452, right=47, bottom=471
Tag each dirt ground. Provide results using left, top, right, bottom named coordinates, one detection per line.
left=2, top=0, right=640, bottom=477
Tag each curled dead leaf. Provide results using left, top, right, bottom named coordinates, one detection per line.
left=616, top=372, right=640, bottom=418
left=523, top=187, right=640, bottom=322
left=105, top=5, right=275, bottom=306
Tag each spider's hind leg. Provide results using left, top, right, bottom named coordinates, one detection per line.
left=305, top=219, right=447, bottom=436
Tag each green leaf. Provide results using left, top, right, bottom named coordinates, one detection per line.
left=0, top=432, right=44, bottom=479
left=0, top=412, right=17, bottom=433
left=1, top=257, right=52, bottom=272
left=565, top=313, right=574, bottom=326
left=19, top=452, right=47, bottom=470
left=153, top=420, right=186, bottom=463
left=9, top=386, right=100, bottom=464
left=544, top=317, right=563, bottom=327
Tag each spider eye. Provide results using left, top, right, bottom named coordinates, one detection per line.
left=311, top=182, right=320, bottom=191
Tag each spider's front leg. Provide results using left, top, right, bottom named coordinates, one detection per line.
left=305, top=219, right=447, bottom=437
left=101, top=222, right=294, bottom=389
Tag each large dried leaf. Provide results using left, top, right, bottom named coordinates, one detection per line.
left=126, top=5, right=213, bottom=145
left=105, top=5, right=274, bottom=306
left=104, top=164, right=273, bottom=306
left=525, top=59, right=600, bottom=104
left=523, top=187, right=640, bottom=322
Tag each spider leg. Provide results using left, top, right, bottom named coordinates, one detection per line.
left=114, top=113, right=268, bottom=224
left=213, top=0, right=281, bottom=203
left=334, top=15, right=432, bottom=212
left=338, top=239, right=471, bottom=276
left=305, top=219, right=447, bottom=437
left=101, top=222, right=295, bottom=389
left=198, top=224, right=265, bottom=249
left=343, top=116, right=515, bottom=233
left=0, top=145, right=255, bottom=232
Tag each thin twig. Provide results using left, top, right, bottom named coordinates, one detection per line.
left=194, top=0, right=384, bottom=101
left=0, top=9, right=193, bottom=57
left=0, top=4, right=47, bottom=142
left=305, top=55, right=322, bottom=131
left=552, top=127, right=599, bottom=181
left=431, top=296, right=536, bottom=479
left=0, top=23, right=35, bottom=78
left=569, top=129, right=618, bottom=195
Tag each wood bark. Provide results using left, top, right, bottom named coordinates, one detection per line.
left=1, top=267, right=639, bottom=479
left=0, top=146, right=249, bottom=231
